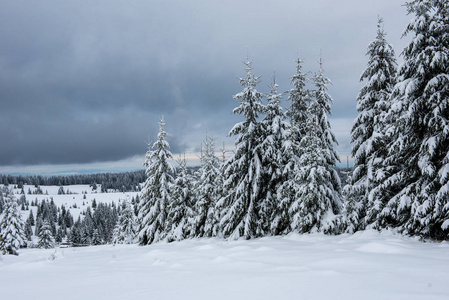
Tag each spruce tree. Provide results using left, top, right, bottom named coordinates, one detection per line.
left=138, top=117, right=175, bottom=245
left=273, top=57, right=311, bottom=235
left=191, top=135, right=222, bottom=237
left=291, top=100, right=340, bottom=233
left=38, top=220, right=54, bottom=249
left=345, top=18, right=397, bottom=232
left=377, top=0, right=449, bottom=239
left=112, top=200, right=136, bottom=244
left=219, top=59, right=265, bottom=239
left=258, top=72, right=289, bottom=236
left=166, top=155, right=194, bottom=242
left=24, top=217, right=33, bottom=241
left=27, top=210, right=35, bottom=226
left=0, top=189, right=27, bottom=255
left=312, top=58, right=341, bottom=181
left=287, top=56, right=310, bottom=141
left=289, top=58, right=342, bottom=233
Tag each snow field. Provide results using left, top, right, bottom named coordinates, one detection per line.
left=1, top=230, right=448, bottom=300
left=9, top=184, right=139, bottom=221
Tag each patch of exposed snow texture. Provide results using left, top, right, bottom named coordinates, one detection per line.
left=1, top=230, right=448, bottom=300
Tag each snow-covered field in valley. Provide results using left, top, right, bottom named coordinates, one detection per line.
left=1, top=230, right=448, bottom=300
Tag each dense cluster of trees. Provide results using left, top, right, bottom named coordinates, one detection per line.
left=345, top=1, right=449, bottom=239
left=0, top=186, right=141, bottom=254
left=136, top=0, right=449, bottom=244
left=137, top=52, right=343, bottom=245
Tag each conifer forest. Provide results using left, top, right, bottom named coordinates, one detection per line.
left=1, top=2, right=449, bottom=299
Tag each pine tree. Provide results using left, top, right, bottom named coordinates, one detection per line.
left=38, top=220, right=54, bottom=249
left=24, top=216, right=33, bottom=241
left=0, top=189, right=27, bottom=255
left=219, top=59, right=265, bottom=240
left=273, top=57, right=311, bottom=235
left=289, top=58, right=342, bottom=233
left=377, top=0, right=449, bottom=239
left=345, top=17, right=397, bottom=232
left=55, top=229, right=63, bottom=244
left=312, top=58, right=341, bottom=183
left=27, top=209, right=35, bottom=226
left=166, top=155, right=194, bottom=242
left=112, top=200, right=136, bottom=244
left=291, top=99, right=341, bottom=233
left=138, top=117, right=175, bottom=245
left=258, top=72, right=289, bottom=236
left=287, top=56, right=310, bottom=142
left=69, top=218, right=82, bottom=245
left=191, top=135, right=222, bottom=237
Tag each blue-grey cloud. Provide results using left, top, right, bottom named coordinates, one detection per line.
left=0, top=0, right=411, bottom=168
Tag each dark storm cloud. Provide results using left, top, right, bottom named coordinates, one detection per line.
left=0, top=0, right=410, bottom=167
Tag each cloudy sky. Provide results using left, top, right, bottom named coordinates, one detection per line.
left=1, top=0, right=412, bottom=175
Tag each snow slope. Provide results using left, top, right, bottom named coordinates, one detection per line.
left=1, top=230, right=448, bottom=300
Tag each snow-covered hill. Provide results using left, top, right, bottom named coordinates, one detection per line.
left=1, top=230, right=448, bottom=300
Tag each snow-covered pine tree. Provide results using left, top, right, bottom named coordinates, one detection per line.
left=289, top=58, right=342, bottom=233
left=312, top=57, right=341, bottom=197
left=291, top=99, right=339, bottom=233
left=112, top=200, right=135, bottom=244
left=377, top=0, right=449, bottom=239
left=257, top=72, right=289, bottom=236
left=191, top=134, right=222, bottom=238
left=138, top=117, right=175, bottom=245
left=166, top=155, right=194, bottom=242
left=27, top=209, right=35, bottom=226
left=219, top=59, right=265, bottom=240
left=345, top=17, right=397, bottom=233
left=38, top=220, right=54, bottom=249
left=287, top=56, right=310, bottom=142
left=273, top=56, right=311, bottom=235
left=0, top=189, right=27, bottom=255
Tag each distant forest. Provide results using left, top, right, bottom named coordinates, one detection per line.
left=0, top=171, right=146, bottom=192
left=0, top=167, right=354, bottom=193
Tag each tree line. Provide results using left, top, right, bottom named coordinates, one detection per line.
left=0, top=170, right=146, bottom=192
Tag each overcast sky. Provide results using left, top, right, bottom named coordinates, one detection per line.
left=0, top=0, right=412, bottom=175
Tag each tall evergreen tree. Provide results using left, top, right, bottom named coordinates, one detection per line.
left=0, top=189, right=27, bottom=255
left=166, top=155, right=194, bottom=242
left=273, top=57, right=311, bottom=235
left=112, top=200, right=136, bottom=244
left=377, top=0, right=449, bottom=239
left=287, top=56, right=310, bottom=142
left=312, top=58, right=342, bottom=197
left=191, top=135, right=222, bottom=238
left=288, top=58, right=342, bottom=234
left=219, top=59, right=265, bottom=240
left=291, top=99, right=340, bottom=233
left=138, top=117, right=175, bottom=245
left=345, top=18, right=397, bottom=232
left=258, top=72, right=289, bottom=236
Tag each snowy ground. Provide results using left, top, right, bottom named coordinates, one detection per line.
left=1, top=230, right=448, bottom=300
left=7, top=184, right=139, bottom=221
